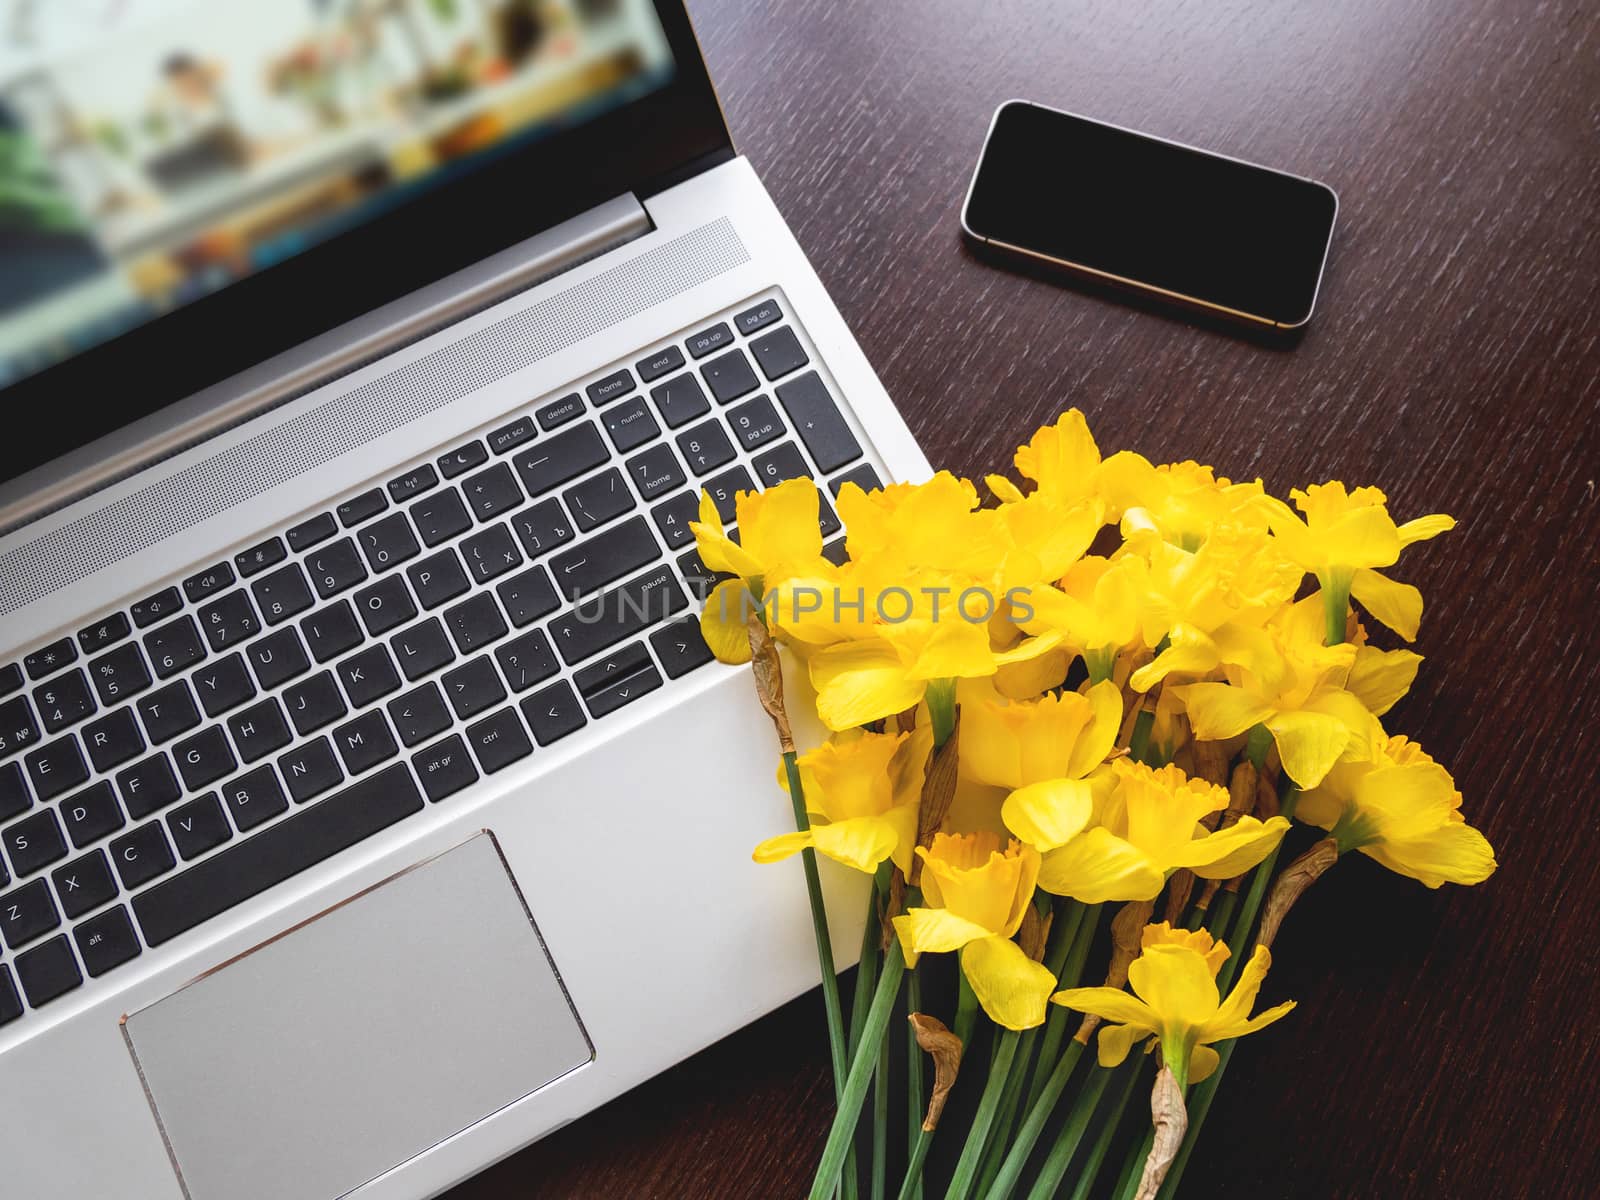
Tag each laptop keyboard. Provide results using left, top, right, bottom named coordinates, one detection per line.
left=0, top=295, right=882, bottom=1027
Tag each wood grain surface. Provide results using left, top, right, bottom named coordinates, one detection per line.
left=448, top=0, right=1600, bottom=1195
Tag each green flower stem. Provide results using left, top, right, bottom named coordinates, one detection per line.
left=1321, top=573, right=1352, bottom=646
left=1108, top=1126, right=1149, bottom=1200
left=894, top=967, right=979, bottom=1200
left=904, top=969, right=926, bottom=1200
left=984, top=1037, right=1085, bottom=1200
left=810, top=941, right=908, bottom=1200
left=873, top=1011, right=890, bottom=1200
left=1066, top=1063, right=1144, bottom=1200
left=1021, top=902, right=1101, bottom=1116
left=927, top=678, right=958, bottom=747
left=944, top=1029, right=1023, bottom=1200
left=898, top=1132, right=933, bottom=1200
left=1022, top=1064, right=1115, bottom=1200
left=1128, top=708, right=1156, bottom=764
left=1154, top=1041, right=1233, bottom=1200
left=974, top=1039, right=1031, bottom=1195
left=849, top=871, right=888, bottom=1055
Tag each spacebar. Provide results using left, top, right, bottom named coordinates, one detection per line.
left=133, top=764, right=424, bottom=947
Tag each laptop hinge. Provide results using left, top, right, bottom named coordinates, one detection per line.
left=0, top=194, right=653, bottom=535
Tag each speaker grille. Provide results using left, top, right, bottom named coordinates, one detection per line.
left=0, top=219, right=748, bottom=616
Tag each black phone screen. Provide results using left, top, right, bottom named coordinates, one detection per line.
left=962, top=102, right=1338, bottom=327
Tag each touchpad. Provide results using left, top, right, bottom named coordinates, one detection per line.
left=123, top=833, right=591, bottom=1200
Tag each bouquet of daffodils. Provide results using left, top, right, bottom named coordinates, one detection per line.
left=689, top=410, right=1494, bottom=1200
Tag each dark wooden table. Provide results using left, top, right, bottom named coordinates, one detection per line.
left=451, top=0, right=1600, bottom=1195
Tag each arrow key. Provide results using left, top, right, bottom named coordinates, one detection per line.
left=582, top=663, right=662, bottom=719
left=573, top=641, right=651, bottom=697
left=650, top=617, right=715, bottom=679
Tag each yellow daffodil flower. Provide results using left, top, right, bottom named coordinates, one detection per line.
left=1298, top=734, right=1496, bottom=887
left=1021, top=556, right=1147, bottom=682
left=1098, top=454, right=1276, bottom=552
left=1266, top=481, right=1454, bottom=642
left=1052, top=922, right=1295, bottom=1085
left=836, top=472, right=1018, bottom=583
left=690, top=477, right=833, bottom=663
left=752, top=724, right=933, bottom=874
left=958, top=679, right=1124, bottom=790
left=892, top=832, right=1056, bottom=1030
left=986, top=408, right=1104, bottom=509
left=1023, top=759, right=1290, bottom=903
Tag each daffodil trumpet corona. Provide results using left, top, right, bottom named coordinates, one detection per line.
left=686, top=410, right=1492, bottom=1199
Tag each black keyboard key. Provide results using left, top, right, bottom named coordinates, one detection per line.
left=183, top=563, right=234, bottom=604
left=306, top=538, right=368, bottom=600
left=776, top=372, right=863, bottom=473
left=441, top=657, right=506, bottom=721
left=494, top=631, right=559, bottom=693
left=521, top=681, right=587, bottom=745
left=286, top=513, right=338, bottom=552
left=677, top=420, right=737, bottom=476
left=169, top=793, right=233, bottom=859
left=24, top=736, right=86, bottom=802
left=110, top=822, right=176, bottom=889
left=332, top=711, right=398, bottom=776
left=549, top=565, right=687, bottom=665
left=537, top=393, right=585, bottom=430
left=353, top=575, right=418, bottom=638
left=407, top=548, right=470, bottom=610
left=246, top=627, right=311, bottom=690
left=466, top=707, right=533, bottom=774
left=198, top=589, right=261, bottom=653
left=77, top=612, right=131, bottom=655
left=0, top=662, right=21, bottom=697
left=513, top=422, right=609, bottom=497
left=336, top=488, right=387, bottom=528
left=387, top=683, right=452, bottom=748
left=830, top=463, right=884, bottom=496
left=438, top=440, right=489, bottom=479
left=83, top=707, right=144, bottom=774
left=130, top=587, right=183, bottom=629
left=75, top=905, right=140, bottom=977
left=495, top=566, right=561, bottom=628
left=652, top=492, right=700, bottom=549
left=565, top=467, right=635, bottom=533
left=33, top=668, right=95, bottom=734
left=117, top=754, right=182, bottom=819
left=701, top=348, right=760, bottom=404
left=0, top=761, right=28, bottom=821
left=489, top=415, right=537, bottom=456
left=89, top=641, right=153, bottom=706
left=462, top=463, right=525, bottom=524
left=387, top=463, right=439, bottom=503
left=626, top=443, right=686, bottom=501
left=300, top=601, right=363, bottom=664
left=550, top=516, right=658, bottom=601
left=220, top=765, right=289, bottom=832
left=651, top=617, right=716, bottom=679
left=336, top=645, right=401, bottom=708
left=444, top=594, right=509, bottom=655
left=637, top=345, right=686, bottom=383
left=0, top=966, right=19, bottom=1024
left=0, top=695, right=41, bottom=760
left=277, top=738, right=343, bottom=805
left=460, top=523, right=524, bottom=585
left=686, top=322, right=734, bottom=359
left=358, top=512, right=423, bottom=573
left=174, top=726, right=235, bottom=791
left=734, top=297, right=783, bottom=335
left=16, top=934, right=79, bottom=1006
left=60, top=781, right=124, bottom=848
left=818, top=496, right=842, bottom=537
left=650, top=372, right=712, bottom=429
left=135, top=763, right=422, bottom=946
left=753, top=441, right=813, bottom=488
left=24, top=638, right=76, bottom=680
left=586, top=368, right=636, bottom=406
left=585, top=664, right=663, bottom=718
left=228, top=698, right=293, bottom=764
left=414, top=735, right=478, bottom=802
left=192, top=654, right=256, bottom=718
left=53, top=850, right=117, bottom=919
left=750, top=326, right=810, bottom=380
left=602, top=396, right=660, bottom=453
left=5, top=809, right=67, bottom=877
left=391, top=618, right=455, bottom=681
left=703, top=466, right=757, bottom=523
left=235, top=537, right=287, bottom=579
left=510, top=498, right=574, bottom=559
left=573, top=642, right=651, bottom=697
left=1, top=878, right=59, bottom=949
left=137, top=681, right=201, bottom=744
left=728, top=394, right=786, bottom=452
left=251, top=564, right=315, bottom=626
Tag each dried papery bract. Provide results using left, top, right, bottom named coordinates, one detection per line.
left=1075, top=898, right=1155, bottom=1044
left=1135, top=1064, right=1188, bottom=1200
left=745, top=609, right=793, bottom=753
left=1256, top=837, right=1339, bottom=951
left=909, top=1013, right=964, bottom=1131
left=1018, top=903, right=1053, bottom=962
left=909, top=722, right=961, bottom=886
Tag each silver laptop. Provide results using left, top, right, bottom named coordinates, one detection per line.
left=0, top=5, right=927, bottom=1196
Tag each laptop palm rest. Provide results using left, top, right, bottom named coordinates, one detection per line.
left=122, top=833, right=592, bottom=1200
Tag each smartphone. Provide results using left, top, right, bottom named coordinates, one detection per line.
left=961, top=100, right=1338, bottom=330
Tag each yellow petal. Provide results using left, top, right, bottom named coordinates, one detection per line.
left=1202, top=945, right=1296, bottom=1041
left=986, top=474, right=1027, bottom=504
left=1128, top=944, right=1221, bottom=1027
left=1350, top=567, right=1424, bottom=641
left=700, top=579, right=754, bottom=664
left=1179, top=683, right=1276, bottom=742
left=893, top=906, right=995, bottom=956
left=691, top=492, right=763, bottom=578
left=1396, top=513, right=1455, bottom=546
left=1069, top=680, right=1126, bottom=778
left=1188, top=1043, right=1221, bottom=1084
left=1037, top=828, right=1165, bottom=903
left=810, top=639, right=925, bottom=731
left=1096, top=1022, right=1146, bottom=1069
left=752, top=830, right=812, bottom=863
left=808, top=816, right=900, bottom=874
left=960, top=936, right=1057, bottom=1031
left=1129, top=625, right=1221, bottom=693
left=1264, top=708, right=1351, bottom=790
left=1170, top=815, right=1291, bottom=879
left=1363, top=823, right=1497, bottom=888
left=1050, top=985, right=1159, bottom=1032
left=1346, top=646, right=1422, bottom=716
left=1002, top=779, right=1094, bottom=852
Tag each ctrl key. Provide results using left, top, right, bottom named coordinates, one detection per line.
left=16, top=933, right=81, bottom=1008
